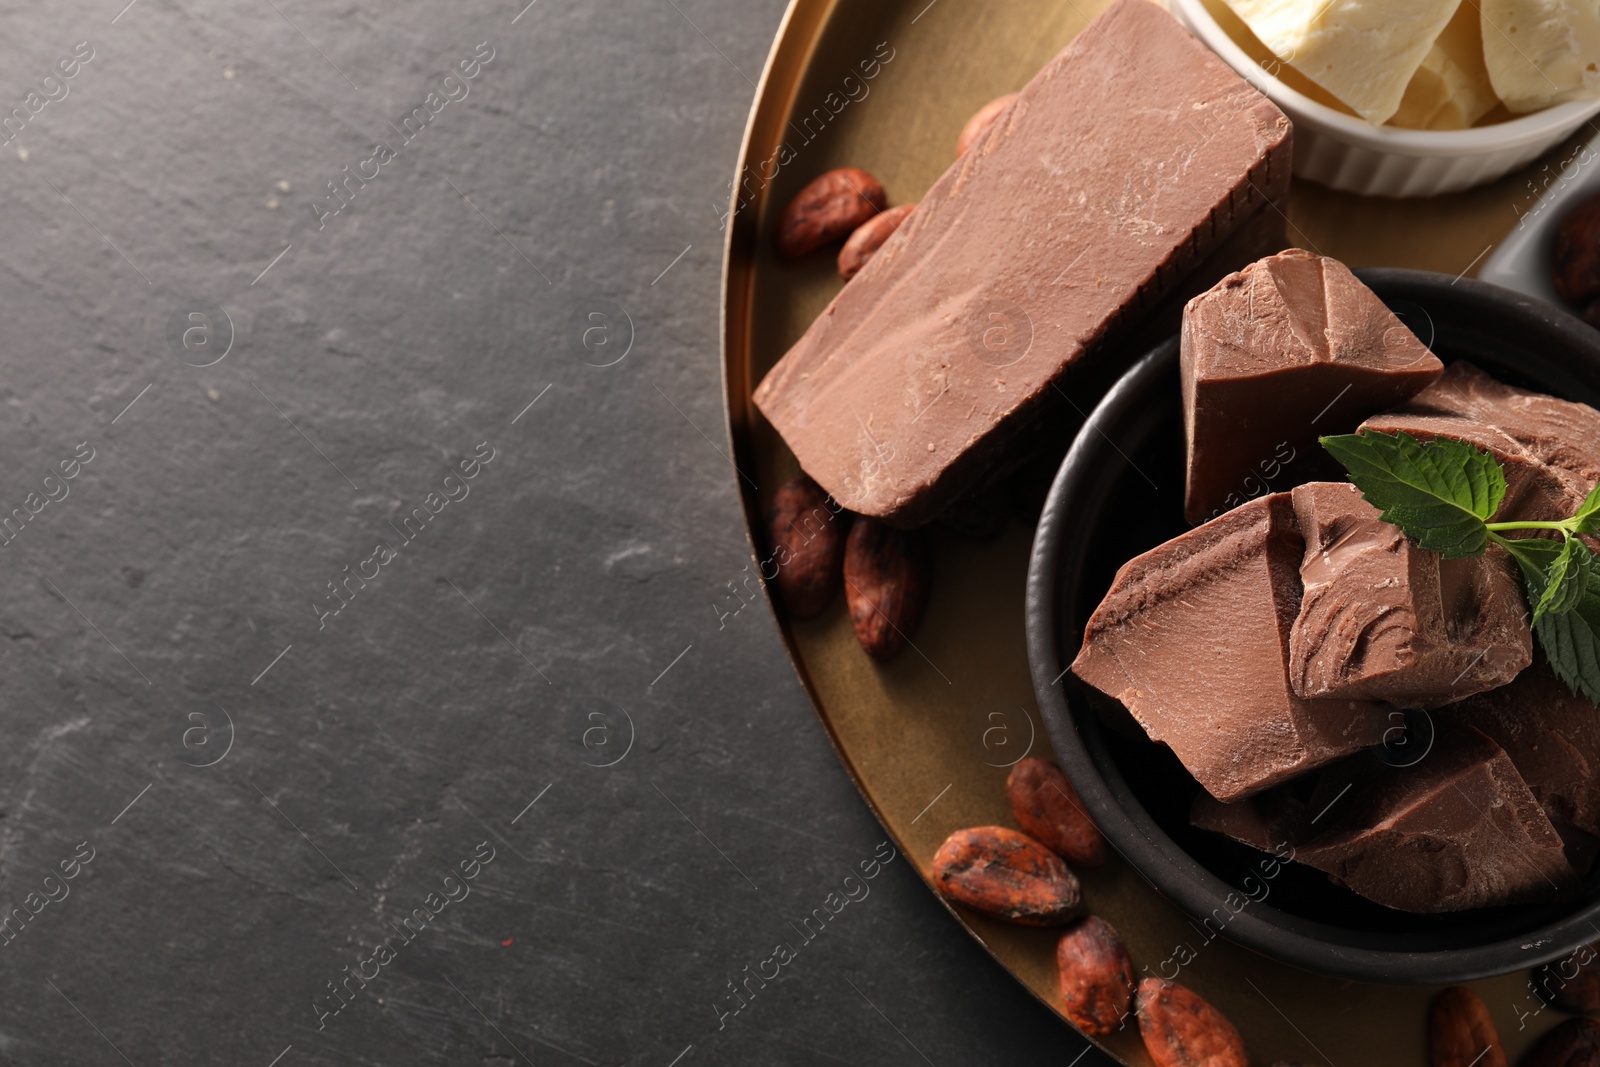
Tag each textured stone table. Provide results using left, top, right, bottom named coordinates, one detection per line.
left=0, top=1, right=1105, bottom=1063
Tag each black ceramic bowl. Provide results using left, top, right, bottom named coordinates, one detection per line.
left=1026, top=270, right=1600, bottom=984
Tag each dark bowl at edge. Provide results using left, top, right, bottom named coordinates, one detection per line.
left=1025, top=269, right=1600, bottom=985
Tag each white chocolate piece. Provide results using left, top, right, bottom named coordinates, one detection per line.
left=1390, top=3, right=1500, bottom=129
left=1481, top=0, right=1600, bottom=113
left=1225, top=0, right=1465, bottom=123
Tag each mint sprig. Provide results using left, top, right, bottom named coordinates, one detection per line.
left=1321, top=430, right=1600, bottom=703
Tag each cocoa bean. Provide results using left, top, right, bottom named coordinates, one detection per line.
left=843, top=518, right=930, bottom=661
left=957, top=93, right=1019, bottom=157
left=1521, top=1017, right=1600, bottom=1067
left=1556, top=194, right=1600, bottom=307
left=765, top=476, right=846, bottom=618
left=1136, top=977, right=1248, bottom=1067
left=837, top=203, right=915, bottom=280
left=1428, top=986, right=1506, bottom=1067
left=1533, top=942, right=1600, bottom=1014
left=932, top=826, right=1081, bottom=925
left=1007, top=757, right=1107, bottom=866
left=1057, top=916, right=1135, bottom=1037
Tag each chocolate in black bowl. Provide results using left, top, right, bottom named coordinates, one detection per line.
left=1025, top=269, right=1600, bottom=985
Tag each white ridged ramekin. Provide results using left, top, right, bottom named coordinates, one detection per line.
left=1168, top=0, right=1600, bottom=198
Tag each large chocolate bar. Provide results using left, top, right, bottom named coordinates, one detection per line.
left=1181, top=250, right=1442, bottom=523
left=753, top=0, right=1293, bottom=527
left=1071, top=493, right=1390, bottom=802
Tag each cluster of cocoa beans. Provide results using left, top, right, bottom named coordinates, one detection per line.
left=931, top=757, right=1257, bottom=1066
left=765, top=475, right=929, bottom=661
left=923, top=759, right=1600, bottom=1064
left=774, top=165, right=911, bottom=277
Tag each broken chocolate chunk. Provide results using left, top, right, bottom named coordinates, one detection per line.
left=1451, top=664, right=1600, bottom=844
left=1361, top=362, right=1600, bottom=523
left=1191, top=788, right=1309, bottom=854
left=1288, top=481, right=1531, bottom=707
left=1071, top=493, right=1391, bottom=802
left=753, top=0, right=1293, bottom=527
left=1296, top=726, right=1578, bottom=912
left=1191, top=761, right=1372, bottom=854
left=1181, top=249, right=1443, bottom=523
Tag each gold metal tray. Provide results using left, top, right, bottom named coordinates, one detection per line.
left=719, top=2, right=1586, bottom=1062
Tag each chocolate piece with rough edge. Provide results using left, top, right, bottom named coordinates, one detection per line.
left=1450, top=664, right=1600, bottom=843
left=752, top=0, right=1293, bottom=528
left=1181, top=249, right=1443, bottom=523
left=1360, top=361, right=1600, bottom=524
left=1190, top=787, right=1309, bottom=853
left=1191, top=760, right=1382, bottom=855
left=1070, top=492, right=1391, bottom=802
left=1296, top=726, right=1578, bottom=912
left=1288, top=481, right=1530, bottom=707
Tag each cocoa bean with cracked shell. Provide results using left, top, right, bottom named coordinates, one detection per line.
left=1057, top=916, right=1135, bottom=1037
left=932, top=825, right=1081, bottom=925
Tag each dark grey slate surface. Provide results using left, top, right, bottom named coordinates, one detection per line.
left=0, top=0, right=1108, bottom=1063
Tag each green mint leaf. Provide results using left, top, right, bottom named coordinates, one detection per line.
left=1319, top=431, right=1505, bottom=558
left=1514, top=537, right=1589, bottom=622
left=1573, top=481, right=1600, bottom=535
left=1535, top=606, right=1600, bottom=706
left=1506, top=537, right=1600, bottom=703
left=1541, top=539, right=1592, bottom=620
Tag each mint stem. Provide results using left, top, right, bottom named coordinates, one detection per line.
left=1487, top=529, right=1567, bottom=555
left=1486, top=530, right=1539, bottom=562
left=1486, top=520, right=1573, bottom=533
